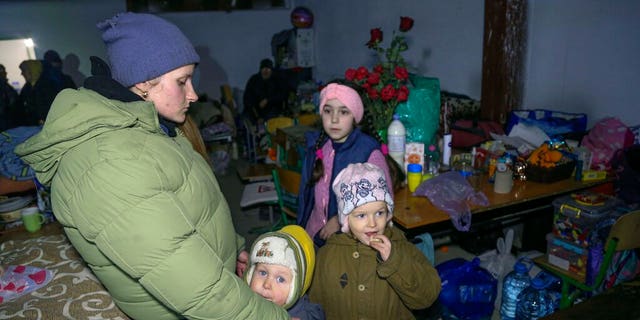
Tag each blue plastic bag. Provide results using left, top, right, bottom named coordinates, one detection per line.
left=436, top=257, right=497, bottom=320
left=506, top=109, right=587, bottom=137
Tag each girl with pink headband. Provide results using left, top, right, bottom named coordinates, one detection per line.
left=296, top=80, right=401, bottom=247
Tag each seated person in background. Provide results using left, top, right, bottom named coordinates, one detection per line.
left=309, top=163, right=441, bottom=319
left=246, top=225, right=325, bottom=320
left=0, top=64, right=19, bottom=131
left=18, top=60, right=60, bottom=126
left=42, top=49, right=77, bottom=90
left=243, top=58, right=287, bottom=123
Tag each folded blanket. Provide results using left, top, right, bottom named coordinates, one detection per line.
left=0, top=127, right=41, bottom=181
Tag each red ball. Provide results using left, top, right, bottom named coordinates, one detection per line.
left=291, top=6, right=313, bottom=28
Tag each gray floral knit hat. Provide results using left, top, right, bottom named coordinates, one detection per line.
left=332, top=163, right=394, bottom=232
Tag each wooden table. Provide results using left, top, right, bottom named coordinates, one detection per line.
left=393, top=174, right=613, bottom=237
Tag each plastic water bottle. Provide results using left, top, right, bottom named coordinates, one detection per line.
left=515, top=277, right=554, bottom=320
left=387, top=114, right=406, bottom=169
left=500, top=261, right=531, bottom=320
left=426, top=144, right=439, bottom=175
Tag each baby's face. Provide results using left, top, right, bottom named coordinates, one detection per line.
left=250, top=263, right=293, bottom=307
left=348, top=201, right=388, bottom=245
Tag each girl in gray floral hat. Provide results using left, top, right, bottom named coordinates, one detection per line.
left=309, top=163, right=441, bottom=319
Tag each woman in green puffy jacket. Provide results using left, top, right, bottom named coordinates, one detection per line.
left=16, top=12, right=290, bottom=320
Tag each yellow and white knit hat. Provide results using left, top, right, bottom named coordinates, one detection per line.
left=245, top=225, right=315, bottom=309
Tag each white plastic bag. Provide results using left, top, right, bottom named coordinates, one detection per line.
left=478, top=228, right=517, bottom=280
left=478, top=229, right=517, bottom=311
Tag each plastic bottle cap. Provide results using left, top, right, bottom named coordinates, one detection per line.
left=407, top=163, right=422, bottom=173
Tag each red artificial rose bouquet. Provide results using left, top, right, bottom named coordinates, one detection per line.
left=345, top=16, right=414, bottom=140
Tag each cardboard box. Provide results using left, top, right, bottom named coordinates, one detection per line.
left=404, top=142, right=425, bottom=175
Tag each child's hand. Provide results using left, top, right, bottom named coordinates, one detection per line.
left=369, top=235, right=391, bottom=261
left=236, top=250, right=249, bottom=277
left=318, top=216, right=340, bottom=240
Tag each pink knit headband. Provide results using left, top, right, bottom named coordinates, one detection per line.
left=319, top=83, right=364, bottom=123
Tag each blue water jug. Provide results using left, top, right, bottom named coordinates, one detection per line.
left=515, top=277, right=554, bottom=319
left=500, top=260, right=531, bottom=320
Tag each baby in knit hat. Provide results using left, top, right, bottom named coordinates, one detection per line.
left=308, top=163, right=441, bottom=319
left=246, top=225, right=325, bottom=320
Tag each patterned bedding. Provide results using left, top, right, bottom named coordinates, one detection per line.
left=0, top=234, right=130, bottom=319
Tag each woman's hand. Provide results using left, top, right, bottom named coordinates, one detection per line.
left=369, top=234, right=391, bottom=261
left=318, top=216, right=340, bottom=240
left=236, top=250, right=249, bottom=277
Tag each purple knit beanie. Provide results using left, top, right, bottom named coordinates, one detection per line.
left=97, top=12, right=200, bottom=87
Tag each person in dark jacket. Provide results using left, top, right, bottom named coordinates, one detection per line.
left=0, top=64, right=19, bottom=131
left=243, top=58, right=287, bottom=123
left=42, top=49, right=77, bottom=91
left=17, top=59, right=60, bottom=125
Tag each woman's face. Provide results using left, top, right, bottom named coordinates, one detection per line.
left=321, top=98, right=356, bottom=143
left=146, top=64, right=198, bottom=124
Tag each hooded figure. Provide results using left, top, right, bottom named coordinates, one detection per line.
left=18, top=59, right=59, bottom=125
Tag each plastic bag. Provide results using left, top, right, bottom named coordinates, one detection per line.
left=581, top=117, right=634, bottom=170
left=478, top=229, right=517, bottom=280
left=395, top=75, right=440, bottom=146
left=436, top=257, right=497, bottom=320
left=506, top=109, right=587, bottom=137
left=0, top=265, right=54, bottom=304
left=478, top=229, right=517, bottom=311
left=414, top=171, right=489, bottom=231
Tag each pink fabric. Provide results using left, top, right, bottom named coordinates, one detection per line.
left=332, top=163, right=394, bottom=233
left=380, top=143, right=389, bottom=155
left=305, top=142, right=334, bottom=240
left=318, top=83, right=364, bottom=123
left=305, top=140, right=392, bottom=238
left=581, top=117, right=634, bottom=170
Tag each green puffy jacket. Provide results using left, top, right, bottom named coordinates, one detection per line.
left=15, top=88, right=289, bottom=320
